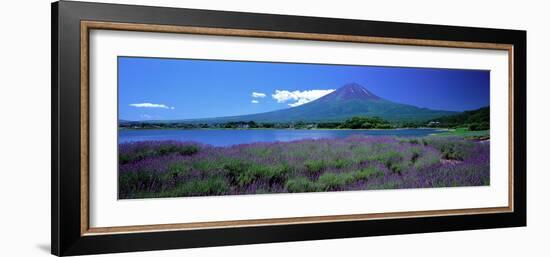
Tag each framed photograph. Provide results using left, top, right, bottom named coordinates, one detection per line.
left=52, top=1, right=526, bottom=256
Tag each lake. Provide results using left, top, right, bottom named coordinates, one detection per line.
left=119, top=128, right=445, bottom=147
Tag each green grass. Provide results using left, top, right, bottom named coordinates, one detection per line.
left=434, top=127, right=489, bottom=139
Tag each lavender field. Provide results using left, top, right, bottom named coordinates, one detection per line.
left=118, top=136, right=489, bottom=199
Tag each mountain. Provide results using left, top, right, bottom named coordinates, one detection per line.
left=187, top=83, right=456, bottom=123
left=316, top=83, right=381, bottom=103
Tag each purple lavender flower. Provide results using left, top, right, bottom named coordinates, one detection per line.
left=118, top=136, right=490, bottom=199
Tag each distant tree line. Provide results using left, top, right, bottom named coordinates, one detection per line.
left=427, top=106, right=490, bottom=131
left=119, top=116, right=396, bottom=130
left=318, top=116, right=392, bottom=129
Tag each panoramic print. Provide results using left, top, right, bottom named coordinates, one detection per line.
left=118, top=57, right=490, bottom=199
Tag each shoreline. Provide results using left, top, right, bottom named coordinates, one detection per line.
left=118, top=127, right=450, bottom=131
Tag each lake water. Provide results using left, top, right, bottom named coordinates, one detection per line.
left=119, top=128, right=445, bottom=147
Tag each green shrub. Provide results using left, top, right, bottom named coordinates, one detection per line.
left=192, top=160, right=222, bottom=172
left=119, top=149, right=156, bottom=164
left=409, top=147, right=421, bottom=164
left=317, top=172, right=355, bottom=190
left=286, top=177, right=318, bottom=193
left=223, top=159, right=249, bottom=174
left=331, top=159, right=351, bottom=169
left=168, top=162, right=189, bottom=174
left=304, top=160, right=326, bottom=173
left=371, top=151, right=404, bottom=173
left=224, top=161, right=290, bottom=186
left=408, top=138, right=420, bottom=145
left=235, top=172, right=255, bottom=186
left=413, top=151, right=440, bottom=169
left=353, top=167, right=384, bottom=180
left=159, top=162, right=190, bottom=182
left=177, top=145, right=200, bottom=155
left=468, top=121, right=489, bottom=131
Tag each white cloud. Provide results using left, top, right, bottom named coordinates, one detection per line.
left=252, top=92, right=266, bottom=98
left=272, top=89, right=335, bottom=107
left=251, top=100, right=259, bottom=104
left=288, top=98, right=310, bottom=107
left=129, top=103, right=174, bottom=109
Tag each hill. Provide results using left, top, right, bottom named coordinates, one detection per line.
left=429, top=106, right=489, bottom=130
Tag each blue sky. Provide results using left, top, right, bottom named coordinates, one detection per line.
left=118, top=57, right=489, bottom=121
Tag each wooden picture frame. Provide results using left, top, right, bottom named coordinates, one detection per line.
left=52, top=1, right=526, bottom=256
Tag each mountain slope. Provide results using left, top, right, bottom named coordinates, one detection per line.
left=430, top=106, right=489, bottom=130
left=192, top=83, right=457, bottom=123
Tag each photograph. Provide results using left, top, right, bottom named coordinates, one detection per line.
left=44, top=1, right=529, bottom=256
left=117, top=57, right=491, bottom=199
